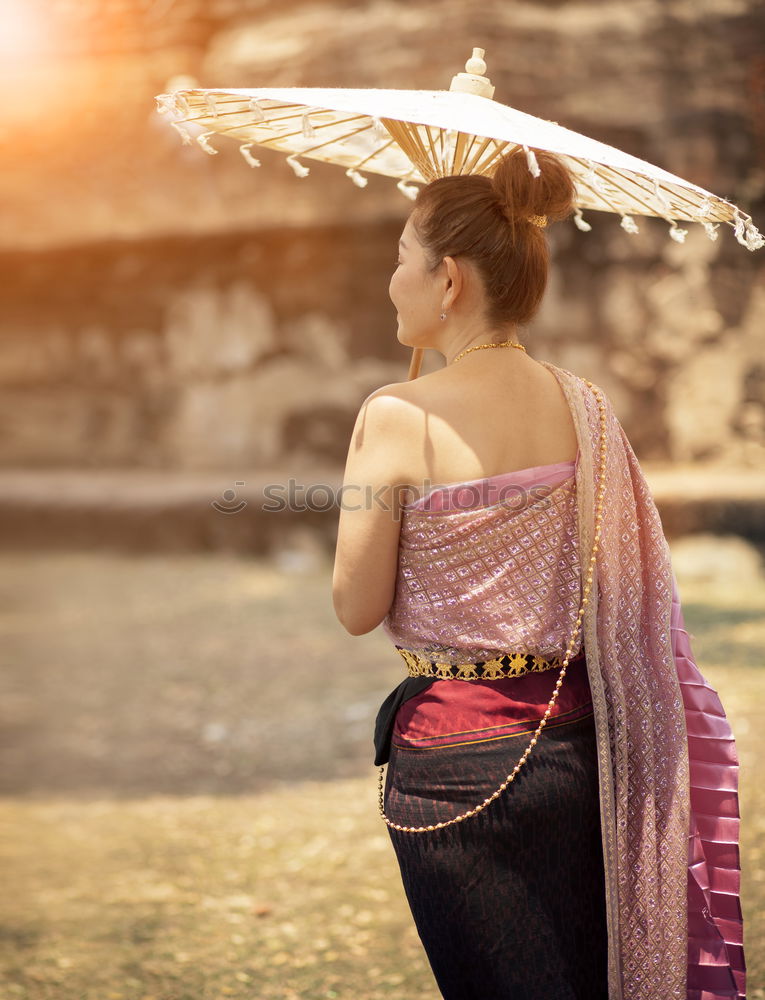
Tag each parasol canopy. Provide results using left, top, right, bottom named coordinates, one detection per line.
left=156, top=48, right=763, bottom=379
left=155, top=48, right=764, bottom=253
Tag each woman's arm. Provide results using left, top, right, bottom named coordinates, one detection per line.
left=332, top=386, right=415, bottom=636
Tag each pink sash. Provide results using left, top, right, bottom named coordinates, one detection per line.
left=671, top=573, right=745, bottom=999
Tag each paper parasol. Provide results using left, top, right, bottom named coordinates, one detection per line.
left=155, top=47, right=763, bottom=377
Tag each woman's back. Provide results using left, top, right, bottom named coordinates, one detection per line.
left=390, top=352, right=579, bottom=493
left=382, top=355, right=583, bottom=667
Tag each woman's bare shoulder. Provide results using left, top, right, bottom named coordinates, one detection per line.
left=359, top=374, right=437, bottom=412
left=349, top=380, right=430, bottom=446
left=359, top=356, right=595, bottom=419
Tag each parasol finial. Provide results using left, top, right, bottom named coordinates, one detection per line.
left=450, top=47, right=495, bottom=100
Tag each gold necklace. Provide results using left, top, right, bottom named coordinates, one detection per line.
left=378, top=379, right=607, bottom=834
left=452, top=340, right=527, bottom=365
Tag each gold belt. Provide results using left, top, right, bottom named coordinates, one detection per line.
left=395, top=646, right=564, bottom=680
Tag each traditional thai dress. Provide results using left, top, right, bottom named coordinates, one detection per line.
left=377, top=360, right=745, bottom=1000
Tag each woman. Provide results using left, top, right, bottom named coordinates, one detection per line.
left=332, top=148, right=745, bottom=1000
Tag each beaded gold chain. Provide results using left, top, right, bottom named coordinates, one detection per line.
left=378, top=380, right=607, bottom=834
left=451, top=340, right=527, bottom=365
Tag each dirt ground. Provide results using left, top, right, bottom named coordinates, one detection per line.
left=0, top=552, right=402, bottom=799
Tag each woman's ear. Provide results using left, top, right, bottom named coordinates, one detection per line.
left=442, top=255, right=464, bottom=304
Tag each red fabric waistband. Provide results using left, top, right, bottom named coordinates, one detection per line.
left=392, top=648, right=592, bottom=751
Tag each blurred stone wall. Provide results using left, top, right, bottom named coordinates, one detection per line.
left=1, top=0, right=763, bottom=471
left=0, top=226, right=404, bottom=469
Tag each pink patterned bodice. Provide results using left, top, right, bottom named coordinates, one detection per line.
left=382, top=451, right=583, bottom=664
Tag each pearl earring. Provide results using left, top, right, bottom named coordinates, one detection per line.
left=440, top=312, right=447, bottom=321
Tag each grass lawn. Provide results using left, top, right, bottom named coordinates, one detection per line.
left=0, top=552, right=762, bottom=999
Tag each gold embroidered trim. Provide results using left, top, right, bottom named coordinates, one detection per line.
left=396, top=646, right=563, bottom=680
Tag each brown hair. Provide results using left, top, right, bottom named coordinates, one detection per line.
left=410, top=147, right=576, bottom=328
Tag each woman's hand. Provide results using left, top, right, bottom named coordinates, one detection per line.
left=332, top=384, right=417, bottom=635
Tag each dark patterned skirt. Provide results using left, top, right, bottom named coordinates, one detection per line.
left=382, top=660, right=609, bottom=1000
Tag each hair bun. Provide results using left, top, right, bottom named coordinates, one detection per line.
left=491, top=148, right=576, bottom=229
